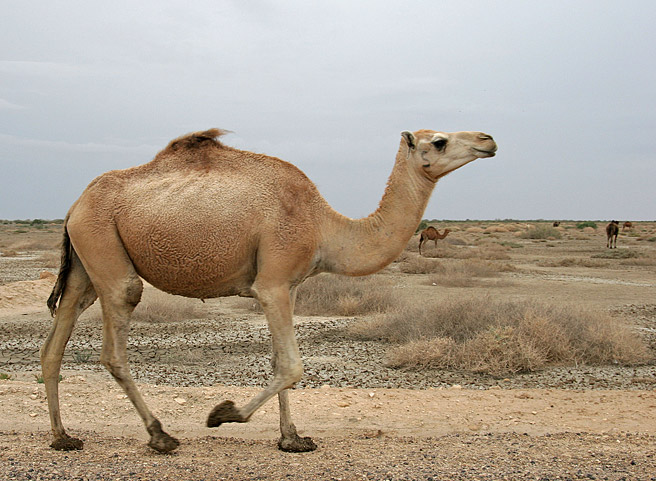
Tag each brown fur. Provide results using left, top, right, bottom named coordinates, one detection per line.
left=418, top=226, right=450, bottom=255
left=622, top=221, right=633, bottom=231
left=606, top=221, right=619, bottom=248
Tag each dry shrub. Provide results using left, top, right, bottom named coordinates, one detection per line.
left=1, top=249, right=19, bottom=257
left=466, top=227, right=484, bottom=234
left=37, top=251, right=61, bottom=268
left=422, top=243, right=510, bottom=260
left=537, top=257, right=609, bottom=268
left=294, top=274, right=401, bottom=316
left=7, top=238, right=61, bottom=251
left=520, top=225, right=562, bottom=240
left=399, top=255, right=443, bottom=274
left=426, top=259, right=507, bottom=287
left=591, top=249, right=641, bottom=259
left=131, top=288, right=204, bottom=323
left=620, top=257, right=656, bottom=266
left=583, top=227, right=596, bottom=234
left=484, top=226, right=508, bottom=233
left=352, top=297, right=651, bottom=376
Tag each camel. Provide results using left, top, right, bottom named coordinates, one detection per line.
left=552, top=221, right=560, bottom=227
left=418, top=226, right=451, bottom=255
left=606, top=220, right=619, bottom=248
left=623, top=221, right=633, bottom=231
left=42, top=127, right=497, bottom=454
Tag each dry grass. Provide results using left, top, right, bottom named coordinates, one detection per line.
left=537, top=257, right=609, bottom=268
left=294, top=274, right=401, bottom=316
left=243, top=274, right=403, bottom=317
left=591, top=249, right=641, bottom=259
left=520, top=225, right=562, bottom=240
left=399, top=255, right=443, bottom=274
left=350, top=297, right=651, bottom=377
left=83, top=288, right=205, bottom=323
left=422, top=243, right=511, bottom=260
left=37, top=251, right=61, bottom=268
left=426, top=259, right=513, bottom=287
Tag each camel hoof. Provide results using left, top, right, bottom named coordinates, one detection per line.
left=278, top=433, right=317, bottom=452
left=51, top=435, right=84, bottom=451
left=148, top=433, right=180, bottom=453
left=147, top=419, right=179, bottom=453
left=207, top=400, right=244, bottom=428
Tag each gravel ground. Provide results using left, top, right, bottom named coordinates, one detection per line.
left=3, top=314, right=656, bottom=391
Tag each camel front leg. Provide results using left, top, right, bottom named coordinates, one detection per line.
left=277, top=285, right=316, bottom=452
left=207, top=283, right=316, bottom=451
left=99, top=301, right=179, bottom=453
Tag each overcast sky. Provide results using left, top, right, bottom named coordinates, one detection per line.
left=1, top=1, right=655, bottom=221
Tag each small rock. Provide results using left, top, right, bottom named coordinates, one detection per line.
left=174, top=397, right=187, bottom=405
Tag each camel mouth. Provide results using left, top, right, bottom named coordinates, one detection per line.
left=472, top=147, right=497, bottom=158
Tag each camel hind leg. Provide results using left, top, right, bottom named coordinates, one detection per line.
left=68, top=222, right=179, bottom=453
left=40, top=251, right=97, bottom=450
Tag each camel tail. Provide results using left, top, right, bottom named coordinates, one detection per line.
left=47, top=220, right=73, bottom=317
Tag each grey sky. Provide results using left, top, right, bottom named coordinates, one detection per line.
left=1, top=1, right=655, bottom=221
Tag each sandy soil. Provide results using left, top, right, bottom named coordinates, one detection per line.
left=1, top=221, right=655, bottom=480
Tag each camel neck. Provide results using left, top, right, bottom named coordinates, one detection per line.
left=319, top=144, right=436, bottom=276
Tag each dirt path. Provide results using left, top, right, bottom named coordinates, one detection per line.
left=2, top=376, right=656, bottom=480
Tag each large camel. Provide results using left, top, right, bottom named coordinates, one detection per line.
left=418, top=226, right=451, bottom=255
left=42, top=128, right=497, bottom=453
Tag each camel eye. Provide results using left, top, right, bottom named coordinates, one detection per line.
left=432, top=139, right=447, bottom=151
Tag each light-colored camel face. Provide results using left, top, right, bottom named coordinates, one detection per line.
left=401, top=130, right=497, bottom=181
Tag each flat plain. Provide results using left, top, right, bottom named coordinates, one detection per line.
left=1, top=220, right=655, bottom=480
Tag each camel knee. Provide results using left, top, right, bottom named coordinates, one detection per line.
left=124, top=274, right=143, bottom=308
left=99, top=352, right=130, bottom=379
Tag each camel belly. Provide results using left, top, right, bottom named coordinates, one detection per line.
left=117, top=217, right=258, bottom=299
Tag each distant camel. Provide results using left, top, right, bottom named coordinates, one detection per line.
left=552, top=221, right=560, bottom=227
left=606, top=220, right=619, bottom=248
left=418, top=226, right=450, bottom=255
left=622, top=221, right=633, bottom=231
left=42, top=128, right=497, bottom=453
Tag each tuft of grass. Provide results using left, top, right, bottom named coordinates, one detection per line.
left=350, top=297, right=651, bottom=377
left=520, top=225, right=562, bottom=240
left=0, top=372, right=11, bottom=380
left=35, top=374, right=62, bottom=384
left=72, top=349, right=93, bottom=363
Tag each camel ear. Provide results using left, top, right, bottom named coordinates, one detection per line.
left=401, top=131, right=416, bottom=150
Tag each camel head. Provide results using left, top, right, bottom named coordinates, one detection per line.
left=401, top=130, right=497, bottom=182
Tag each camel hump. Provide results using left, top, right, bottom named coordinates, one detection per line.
left=164, top=128, right=231, bottom=152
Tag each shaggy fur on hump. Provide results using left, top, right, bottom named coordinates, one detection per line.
left=165, top=128, right=231, bottom=151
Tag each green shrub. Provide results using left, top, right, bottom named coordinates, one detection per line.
left=416, top=220, right=429, bottom=233
left=576, top=221, right=598, bottom=229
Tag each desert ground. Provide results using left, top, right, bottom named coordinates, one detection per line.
left=1, top=220, right=655, bottom=480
